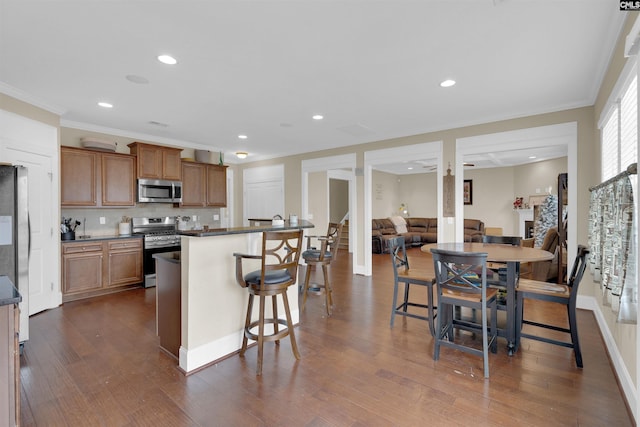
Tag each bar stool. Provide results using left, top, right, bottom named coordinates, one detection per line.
left=387, top=236, right=436, bottom=336
left=516, top=245, right=589, bottom=367
left=301, top=222, right=343, bottom=316
left=233, top=229, right=304, bottom=375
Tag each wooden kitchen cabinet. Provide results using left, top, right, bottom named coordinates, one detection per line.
left=61, top=147, right=136, bottom=207
left=62, top=241, right=104, bottom=294
left=180, top=161, right=227, bottom=207
left=180, top=161, right=207, bottom=206
left=61, top=147, right=97, bottom=206
left=206, top=164, right=227, bottom=207
left=62, top=237, right=143, bottom=302
left=0, top=277, right=21, bottom=427
left=107, top=239, right=143, bottom=287
left=128, top=142, right=182, bottom=181
left=101, top=153, right=136, bottom=206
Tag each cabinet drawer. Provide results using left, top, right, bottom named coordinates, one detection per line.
left=107, top=239, right=142, bottom=251
left=62, top=242, right=103, bottom=254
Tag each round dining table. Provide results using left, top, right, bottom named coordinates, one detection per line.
left=421, top=242, right=554, bottom=354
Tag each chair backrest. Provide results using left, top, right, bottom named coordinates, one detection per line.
left=326, top=222, right=344, bottom=259
left=261, top=230, right=304, bottom=286
left=431, top=248, right=488, bottom=297
left=567, top=245, right=590, bottom=297
left=387, top=236, right=409, bottom=279
left=482, top=235, right=522, bottom=246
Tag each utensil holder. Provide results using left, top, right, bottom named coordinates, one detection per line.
left=61, top=231, right=76, bottom=241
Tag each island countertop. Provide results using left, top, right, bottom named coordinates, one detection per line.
left=176, top=219, right=314, bottom=237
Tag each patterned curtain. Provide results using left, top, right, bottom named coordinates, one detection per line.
left=588, top=175, right=637, bottom=324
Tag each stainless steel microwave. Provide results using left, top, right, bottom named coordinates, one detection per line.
left=137, top=178, right=182, bottom=203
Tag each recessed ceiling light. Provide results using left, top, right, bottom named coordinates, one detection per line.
left=238, top=134, right=248, bottom=140
left=157, top=55, right=177, bottom=65
left=98, top=102, right=113, bottom=108
left=126, top=74, right=149, bottom=84
left=407, top=167, right=413, bottom=170
left=312, top=115, right=324, bottom=120
left=440, top=79, right=456, bottom=88
left=529, top=156, right=537, bottom=159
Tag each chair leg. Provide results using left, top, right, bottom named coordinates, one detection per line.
left=482, top=301, right=489, bottom=378
left=567, top=303, right=583, bottom=368
left=427, top=283, right=436, bottom=337
left=272, top=295, right=280, bottom=346
left=257, top=295, right=266, bottom=376
left=402, top=282, right=410, bottom=312
left=433, top=301, right=443, bottom=361
left=322, top=264, right=332, bottom=316
left=390, top=279, right=400, bottom=327
left=282, top=290, right=301, bottom=360
left=301, top=263, right=313, bottom=312
left=490, top=300, right=498, bottom=354
left=240, top=294, right=254, bottom=356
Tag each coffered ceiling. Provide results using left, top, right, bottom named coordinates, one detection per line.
left=0, top=1, right=625, bottom=164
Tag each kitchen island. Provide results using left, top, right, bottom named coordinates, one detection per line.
left=176, top=220, right=313, bottom=373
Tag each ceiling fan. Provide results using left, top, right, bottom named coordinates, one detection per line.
left=421, top=161, right=475, bottom=171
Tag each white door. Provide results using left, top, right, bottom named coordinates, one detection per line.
left=0, top=110, right=60, bottom=327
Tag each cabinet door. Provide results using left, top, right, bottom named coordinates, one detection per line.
left=62, top=243, right=104, bottom=294
left=181, top=162, right=206, bottom=206
left=107, top=239, right=143, bottom=287
left=61, top=148, right=97, bottom=206
left=136, top=144, right=162, bottom=179
left=162, top=149, right=182, bottom=181
left=101, top=154, right=136, bottom=206
left=206, top=165, right=227, bottom=207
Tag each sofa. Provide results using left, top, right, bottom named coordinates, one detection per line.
left=372, top=217, right=485, bottom=253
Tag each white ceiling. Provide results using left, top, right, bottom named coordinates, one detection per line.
left=0, top=1, right=624, bottom=165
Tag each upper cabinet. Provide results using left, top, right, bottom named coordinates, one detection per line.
left=61, top=147, right=136, bottom=207
left=180, top=161, right=227, bottom=207
left=127, top=142, right=182, bottom=181
left=206, top=163, right=227, bottom=207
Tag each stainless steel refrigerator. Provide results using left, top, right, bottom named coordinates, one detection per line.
left=0, top=164, right=29, bottom=343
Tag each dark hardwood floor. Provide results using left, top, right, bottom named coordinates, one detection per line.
left=20, top=248, right=632, bottom=426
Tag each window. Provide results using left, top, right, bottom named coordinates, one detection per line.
left=600, top=73, right=637, bottom=180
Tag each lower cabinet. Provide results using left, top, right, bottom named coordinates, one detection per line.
left=107, top=240, right=143, bottom=287
left=62, top=238, right=143, bottom=301
left=0, top=298, right=19, bottom=427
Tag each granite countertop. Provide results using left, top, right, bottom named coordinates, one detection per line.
left=61, top=234, right=144, bottom=243
left=0, top=276, right=21, bottom=306
left=177, top=220, right=315, bottom=237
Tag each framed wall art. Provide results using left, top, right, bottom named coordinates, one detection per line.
left=463, top=179, right=473, bottom=205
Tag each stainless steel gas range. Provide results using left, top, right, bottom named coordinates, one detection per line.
left=132, top=216, right=181, bottom=288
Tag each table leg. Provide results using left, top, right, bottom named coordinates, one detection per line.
left=506, top=261, right=518, bottom=355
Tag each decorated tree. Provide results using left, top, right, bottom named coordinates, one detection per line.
left=533, top=194, right=558, bottom=247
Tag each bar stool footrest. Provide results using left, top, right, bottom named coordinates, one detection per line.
left=245, top=318, right=292, bottom=342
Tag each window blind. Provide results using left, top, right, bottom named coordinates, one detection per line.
left=601, top=106, right=619, bottom=181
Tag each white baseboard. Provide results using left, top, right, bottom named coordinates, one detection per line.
left=577, top=295, right=637, bottom=423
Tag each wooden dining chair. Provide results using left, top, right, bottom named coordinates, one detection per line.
left=387, top=236, right=436, bottom=336
left=233, top=229, right=304, bottom=375
left=516, top=245, right=589, bottom=367
left=300, top=222, right=343, bottom=316
left=431, top=248, right=498, bottom=378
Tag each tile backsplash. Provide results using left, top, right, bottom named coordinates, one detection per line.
left=62, top=205, right=226, bottom=238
